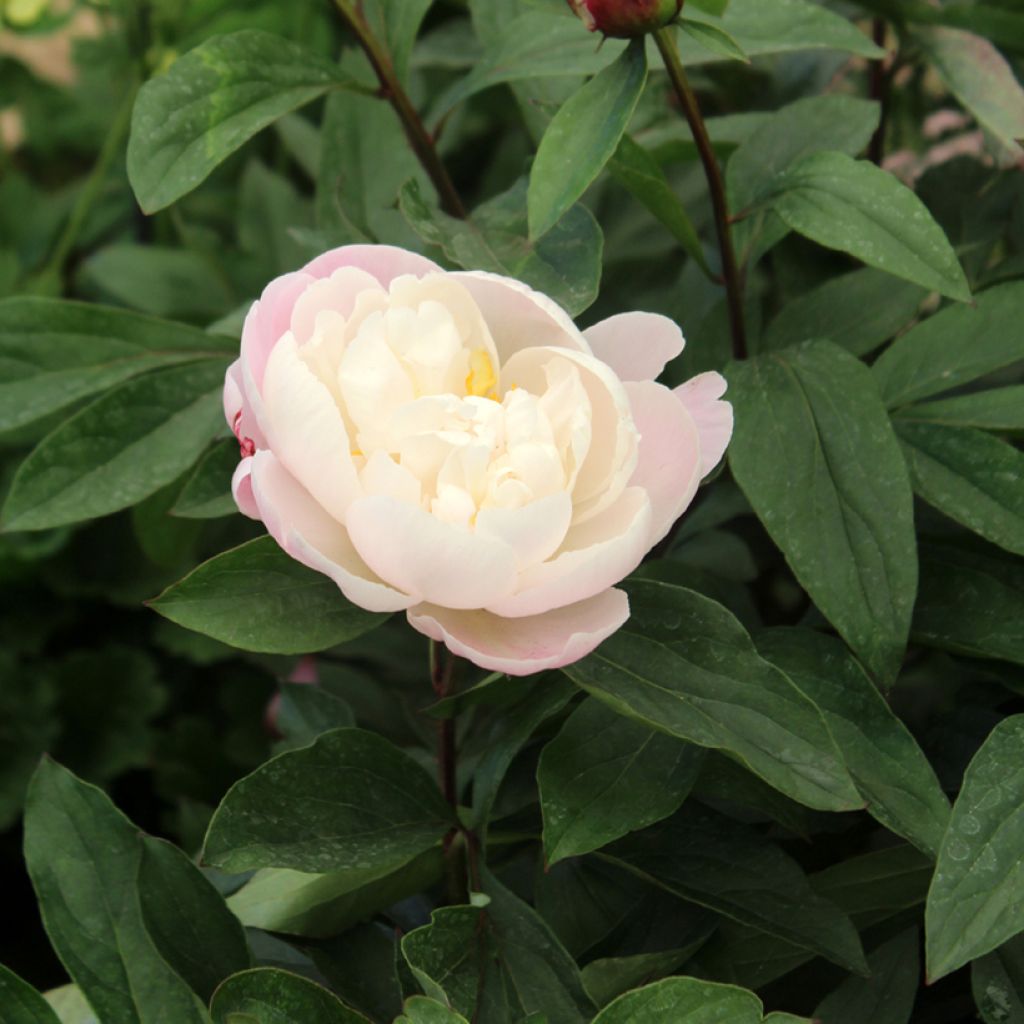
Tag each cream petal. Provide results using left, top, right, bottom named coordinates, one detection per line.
left=261, top=333, right=362, bottom=523
left=451, top=270, right=590, bottom=365
left=625, top=380, right=703, bottom=545
left=487, top=487, right=651, bottom=618
left=359, top=450, right=422, bottom=505
left=249, top=451, right=414, bottom=613
left=345, top=495, right=518, bottom=609
left=289, top=266, right=383, bottom=344
left=475, top=492, right=573, bottom=571
left=675, top=371, right=733, bottom=476
left=301, top=244, right=443, bottom=287
left=583, top=311, right=686, bottom=382
left=407, top=588, right=629, bottom=676
left=241, top=272, right=315, bottom=392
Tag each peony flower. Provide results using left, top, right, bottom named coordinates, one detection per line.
left=566, top=0, right=684, bottom=38
left=224, top=246, right=732, bottom=676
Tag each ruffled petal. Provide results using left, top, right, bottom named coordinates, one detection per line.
left=675, top=371, right=733, bottom=476
left=452, top=270, right=590, bottom=365
left=345, top=495, right=518, bottom=609
left=301, top=244, right=443, bottom=287
left=407, top=588, right=630, bottom=676
left=475, top=491, right=573, bottom=571
left=584, top=311, right=685, bottom=382
left=487, top=487, right=651, bottom=618
left=249, top=451, right=414, bottom=613
left=625, top=380, right=702, bottom=545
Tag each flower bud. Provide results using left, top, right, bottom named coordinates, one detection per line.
left=567, top=0, right=683, bottom=38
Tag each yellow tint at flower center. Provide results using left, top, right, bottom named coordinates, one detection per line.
left=465, top=349, right=498, bottom=400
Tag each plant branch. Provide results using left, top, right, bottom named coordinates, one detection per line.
left=653, top=28, right=747, bottom=361
left=332, top=0, right=466, bottom=218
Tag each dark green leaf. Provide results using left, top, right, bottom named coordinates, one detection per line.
left=209, top=968, right=369, bottom=1024
left=23, top=759, right=210, bottom=1023
left=755, top=628, right=950, bottom=856
left=275, top=683, right=355, bottom=751
left=400, top=178, right=603, bottom=316
left=149, top=537, right=388, bottom=655
left=538, top=698, right=704, bottom=864
left=0, top=297, right=233, bottom=433
left=2, top=359, right=227, bottom=531
left=678, top=18, right=749, bottom=62
left=128, top=31, right=359, bottom=212
left=605, top=806, right=867, bottom=973
left=814, top=928, right=919, bottom=1024
left=972, top=934, right=1024, bottom=1024
left=359, top=0, right=433, bottom=84
left=565, top=579, right=862, bottom=811
left=529, top=39, right=646, bottom=240
left=914, top=27, right=1024, bottom=155
left=172, top=439, right=238, bottom=519
left=872, top=282, right=1024, bottom=408
left=580, top=949, right=698, bottom=1009
left=760, top=268, right=924, bottom=356
left=895, top=420, right=1024, bottom=556
left=203, top=727, right=453, bottom=873
left=766, top=152, right=970, bottom=302
left=0, top=963, right=61, bottom=1024
left=137, top=837, right=251, bottom=1003
left=912, top=542, right=1024, bottom=666
left=926, top=715, right=1024, bottom=980
left=726, top=340, right=917, bottom=682
left=900, top=387, right=1024, bottom=432
left=396, top=998, right=468, bottom=1024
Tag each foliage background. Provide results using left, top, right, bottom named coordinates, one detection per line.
left=1, top=0, right=1023, bottom=1021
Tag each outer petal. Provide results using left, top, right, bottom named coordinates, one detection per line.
left=345, top=495, right=518, bottom=609
left=242, top=272, right=315, bottom=393
left=625, top=380, right=702, bottom=545
left=407, top=588, right=630, bottom=676
left=301, top=244, right=443, bottom=287
left=584, top=312, right=685, bottom=382
left=452, top=270, right=590, bottom=364
left=231, top=456, right=259, bottom=520
left=675, top=371, right=733, bottom=476
left=487, top=488, right=652, bottom=618
left=249, top=451, right=414, bottom=613
left=224, top=359, right=266, bottom=452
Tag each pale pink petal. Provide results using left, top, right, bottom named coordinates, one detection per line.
left=289, top=266, right=383, bottom=343
left=407, top=588, right=630, bottom=676
left=451, top=270, right=590, bottom=365
left=224, top=359, right=267, bottom=450
left=626, top=380, right=702, bottom=545
left=301, top=244, right=443, bottom=286
left=261, top=334, right=362, bottom=523
left=584, top=312, right=685, bottom=382
left=475, top=492, right=573, bottom=571
left=345, top=495, right=518, bottom=610
left=487, top=488, right=651, bottom=618
left=675, top=371, right=733, bottom=476
left=232, top=456, right=259, bottom=520
left=250, top=451, right=414, bottom=613
left=241, top=273, right=315, bottom=392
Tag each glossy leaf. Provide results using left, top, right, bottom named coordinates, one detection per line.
left=767, top=152, right=970, bottom=302
left=872, top=282, right=1024, bottom=408
left=23, top=759, right=210, bottom=1024
left=209, top=968, right=369, bottom=1024
left=400, top=178, right=603, bottom=316
left=128, top=31, right=358, bottom=212
left=726, top=340, right=917, bottom=682
left=0, top=964, right=61, bottom=1024
left=359, top=0, right=433, bottom=84
left=927, top=715, right=1024, bottom=980
left=581, top=950, right=700, bottom=1010
left=137, top=837, right=251, bottom=1003
left=678, top=19, right=749, bottom=62
left=529, top=39, right=646, bottom=240
left=149, top=537, right=388, bottom=655
left=538, top=698, right=704, bottom=864
left=396, top=998, right=468, bottom=1024
left=755, top=628, right=950, bottom=856
left=895, top=420, right=1024, bottom=556
left=972, top=934, right=1024, bottom=1024
left=203, top=727, right=454, bottom=874
left=564, top=579, right=862, bottom=812
left=0, top=298, right=233, bottom=434
left=2, top=359, right=227, bottom=531
left=900, top=387, right=1024, bottom=432
left=275, top=683, right=355, bottom=751
left=171, top=439, right=238, bottom=519
left=605, top=806, right=867, bottom=973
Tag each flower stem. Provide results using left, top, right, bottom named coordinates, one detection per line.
left=430, top=641, right=459, bottom=808
left=653, top=28, right=747, bottom=360
left=332, top=0, right=467, bottom=219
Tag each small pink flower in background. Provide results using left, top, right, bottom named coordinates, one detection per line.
left=224, top=246, right=731, bottom=676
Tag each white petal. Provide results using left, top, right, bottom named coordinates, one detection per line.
left=476, top=492, right=573, bottom=571
left=289, top=266, right=383, bottom=344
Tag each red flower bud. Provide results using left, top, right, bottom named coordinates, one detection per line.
left=567, top=0, right=684, bottom=38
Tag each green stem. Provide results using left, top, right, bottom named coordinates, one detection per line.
left=42, top=83, right=137, bottom=285
left=653, top=28, right=747, bottom=361
left=332, top=0, right=467, bottom=219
